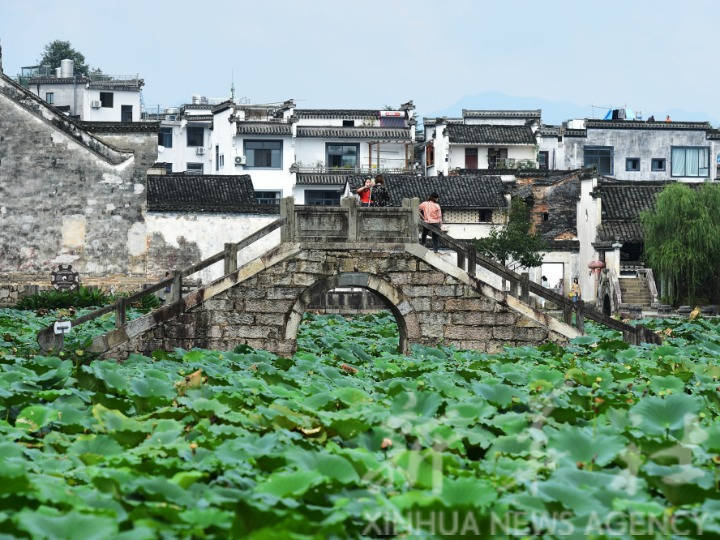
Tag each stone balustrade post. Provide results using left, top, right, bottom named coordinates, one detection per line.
left=224, top=242, right=238, bottom=274
left=340, top=196, right=357, bottom=242
left=280, top=196, right=295, bottom=242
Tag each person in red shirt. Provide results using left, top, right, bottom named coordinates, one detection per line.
left=356, top=178, right=373, bottom=205
left=418, top=192, right=442, bottom=252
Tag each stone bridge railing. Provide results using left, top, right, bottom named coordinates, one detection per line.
left=280, top=197, right=419, bottom=244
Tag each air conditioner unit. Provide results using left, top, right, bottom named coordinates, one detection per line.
left=196, top=147, right=205, bottom=155
left=90, top=100, right=101, bottom=108
left=235, top=155, right=246, bottom=165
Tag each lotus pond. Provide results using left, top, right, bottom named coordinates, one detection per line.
left=2, top=307, right=720, bottom=538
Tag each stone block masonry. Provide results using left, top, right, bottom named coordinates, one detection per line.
left=0, top=74, right=157, bottom=281
left=102, top=241, right=577, bottom=359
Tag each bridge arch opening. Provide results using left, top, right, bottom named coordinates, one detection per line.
left=284, top=272, right=420, bottom=354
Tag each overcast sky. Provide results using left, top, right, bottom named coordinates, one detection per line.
left=2, top=0, right=718, bottom=121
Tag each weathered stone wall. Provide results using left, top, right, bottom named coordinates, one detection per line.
left=109, top=244, right=566, bottom=358
left=0, top=78, right=157, bottom=282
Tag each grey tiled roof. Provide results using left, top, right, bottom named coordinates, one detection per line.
left=236, top=122, right=292, bottom=136
left=563, top=128, right=587, bottom=137
left=538, top=125, right=562, bottom=137
left=296, top=126, right=411, bottom=140
left=462, top=109, right=541, bottom=119
left=593, top=181, right=668, bottom=220
left=27, top=77, right=84, bottom=85
left=146, top=174, right=278, bottom=213
left=181, top=103, right=214, bottom=111
left=88, top=79, right=144, bottom=90
left=296, top=173, right=351, bottom=186
left=592, top=180, right=673, bottom=242
left=708, top=130, right=720, bottom=140
left=79, top=121, right=159, bottom=133
left=597, top=222, right=644, bottom=242
left=422, top=117, right=463, bottom=126
left=295, top=109, right=379, bottom=119
left=585, top=119, right=712, bottom=131
left=446, top=124, right=536, bottom=144
left=184, top=115, right=213, bottom=122
left=348, top=174, right=507, bottom=209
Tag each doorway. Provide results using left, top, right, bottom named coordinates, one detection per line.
left=121, top=105, right=133, bottom=123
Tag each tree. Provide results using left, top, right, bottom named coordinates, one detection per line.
left=38, top=40, right=89, bottom=76
left=641, top=183, right=720, bottom=305
left=475, top=198, right=546, bottom=268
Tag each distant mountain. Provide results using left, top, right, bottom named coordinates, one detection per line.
left=425, top=91, right=719, bottom=126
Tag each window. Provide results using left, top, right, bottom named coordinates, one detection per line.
left=626, top=158, right=640, bottom=171
left=426, top=142, right=435, bottom=167
left=584, top=146, right=613, bottom=175
left=342, top=119, right=354, bottom=127
left=45, top=92, right=54, bottom=104
left=671, top=146, right=710, bottom=177
left=215, top=145, right=220, bottom=171
left=306, top=189, right=341, bottom=206
left=651, top=158, right=666, bottom=171
left=488, top=147, right=508, bottom=169
left=538, top=151, right=549, bottom=170
left=165, top=163, right=173, bottom=174
left=479, top=209, right=493, bottom=222
left=256, top=191, right=281, bottom=205
left=326, top=143, right=359, bottom=169
left=186, top=163, right=203, bottom=173
left=99, top=92, right=114, bottom=108
left=187, top=127, right=204, bottom=147
left=542, top=212, right=549, bottom=221
left=245, top=140, right=283, bottom=168
left=158, top=128, right=173, bottom=148
left=465, top=148, right=478, bottom=169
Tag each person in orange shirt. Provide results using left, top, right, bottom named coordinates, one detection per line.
left=356, top=178, right=373, bottom=206
left=418, top=192, right=442, bottom=252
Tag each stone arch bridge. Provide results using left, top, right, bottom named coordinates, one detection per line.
left=82, top=197, right=582, bottom=359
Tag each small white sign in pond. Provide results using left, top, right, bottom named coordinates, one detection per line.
left=53, top=321, right=72, bottom=335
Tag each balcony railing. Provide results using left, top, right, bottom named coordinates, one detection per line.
left=293, top=164, right=415, bottom=175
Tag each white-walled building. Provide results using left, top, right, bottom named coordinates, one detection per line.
left=423, top=110, right=540, bottom=176
left=538, top=116, right=720, bottom=182
left=153, top=99, right=417, bottom=205
left=153, top=99, right=219, bottom=174
left=26, top=60, right=142, bottom=122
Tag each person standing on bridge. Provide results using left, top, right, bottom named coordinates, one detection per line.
left=370, top=175, right=390, bottom=207
left=356, top=177, right=373, bottom=206
left=419, top=192, right=442, bottom=253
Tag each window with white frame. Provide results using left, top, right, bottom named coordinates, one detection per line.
left=45, top=92, right=54, bottom=104
left=671, top=147, right=710, bottom=177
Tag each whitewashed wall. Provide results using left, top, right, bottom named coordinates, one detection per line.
left=448, top=145, right=537, bottom=170
left=577, top=176, right=602, bottom=303
left=81, top=89, right=141, bottom=122
left=145, top=213, right=280, bottom=283
left=235, top=135, right=295, bottom=195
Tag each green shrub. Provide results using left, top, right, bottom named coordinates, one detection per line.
left=15, top=286, right=112, bottom=310
left=121, top=292, right=162, bottom=313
